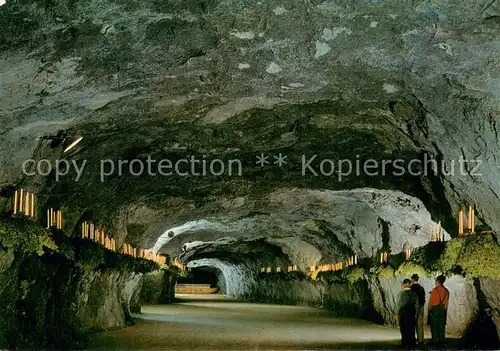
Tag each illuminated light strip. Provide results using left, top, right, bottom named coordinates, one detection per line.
left=307, top=255, right=359, bottom=275
left=471, top=207, right=475, bottom=234
left=467, top=206, right=472, bottom=233
left=46, top=208, right=62, bottom=229
left=31, top=193, right=35, bottom=219
left=379, top=252, right=389, bottom=263
left=458, top=209, right=464, bottom=236
left=78, top=222, right=166, bottom=263
left=13, top=190, right=18, bottom=215
left=12, top=189, right=36, bottom=219
left=58, top=211, right=62, bottom=229
left=63, top=136, right=83, bottom=153
left=437, top=221, right=441, bottom=241
left=25, top=193, right=29, bottom=216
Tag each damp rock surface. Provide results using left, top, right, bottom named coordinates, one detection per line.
left=0, top=0, right=498, bottom=258
left=1, top=0, right=500, bottom=347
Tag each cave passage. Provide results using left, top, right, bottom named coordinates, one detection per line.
left=89, top=295, right=405, bottom=350
left=176, top=268, right=219, bottom=288
left=1, top=0, right=500, bottom=349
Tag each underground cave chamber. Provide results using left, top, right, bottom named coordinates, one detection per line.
left=0, top=0, right=500, bottom=349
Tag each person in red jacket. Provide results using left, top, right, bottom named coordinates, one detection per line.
left=428, top=275, right=449, bottom=347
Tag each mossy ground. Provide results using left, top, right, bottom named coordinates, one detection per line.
left=370, top=264, right=395, bottom=279
left=437, top=233, right=500, bottom=279
left=345, top=266, right=365, bottom=283
left=316, top=266, right=366, bottom=284
left=410, top=241, right=447, bottom=272
left=72, top=237, right=160, bottom=274
left=0, top=216, right=57, bottom=256
left=0, top=215, right=162, bottom=274
left=315, top=270, right=344, bottom=283
left=395, top=262, right=428, bottom=278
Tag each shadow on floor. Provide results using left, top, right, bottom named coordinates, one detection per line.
left=312, top=338, right=462, bottom=350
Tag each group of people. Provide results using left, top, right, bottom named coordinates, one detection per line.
left=397, top=274, right=449, bottom=348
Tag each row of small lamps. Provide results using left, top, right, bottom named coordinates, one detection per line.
left=171, top=258, right=186, bottom=271
left=260, top=265, right=298, bottom=273
left=81, top=221, right=166, bottom=264
left=261, top=249, right=415, bottom=275
left=11, top=189, right=166, bottom=265
left=311, top=255, right=358, bottom=273
left=10, top=189, right=482, bottom=268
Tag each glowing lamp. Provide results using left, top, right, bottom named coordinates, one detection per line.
left=63, top=136, right=83, bottom=153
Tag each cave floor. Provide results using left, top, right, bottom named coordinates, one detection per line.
left=88, top=294, right=445, bottom=350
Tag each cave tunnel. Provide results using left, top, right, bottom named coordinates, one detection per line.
left=177, top=267, right=220, bottom=288
left=1, top=0, right=500, bottom=350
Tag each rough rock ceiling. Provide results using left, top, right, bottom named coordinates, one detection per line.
left=0, top=0, right=498, bottom=267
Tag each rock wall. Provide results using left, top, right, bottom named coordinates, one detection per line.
left=323, top=280, right=382, bottom=322
left=248, top=273, right=324, bottom=307
left=140, top=270, right=176, bottom=305
left=248, top=272, right=498, bottom=346
left=187, top=258, right=256, bottom=299
left=477, top=278, right=500, bottom=339
left=0, top=247, right=145, bottom=349
left=368, top=274, right=478, bottom=335
left=248, top=272, right=381, bottom=321
left=73, top=269, right=143, bottom=333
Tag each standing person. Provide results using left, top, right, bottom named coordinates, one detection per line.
left=411, top=274, right=426, bottom=346
left=397, top=278, right=418, bottom=348
left=428, top=275, right=449, bottom=347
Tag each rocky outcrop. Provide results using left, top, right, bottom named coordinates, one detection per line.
left=1, top=0, right=499, bottom=236
left=140, top=269, right=176, bottom=305
left=0, top=247, right=149, bottom=349
left=1, top=0, right=500, bottom=346
left=0, top=204, right=176, bottom=349
left=159, top=189, right=449, bottom=268
left=323, top=280, right=381, bottom=322
left=2, top=0, right=497, bottom=276
left=477, top=278, right=500, bottom=338
left=73, top=269, right=142, bottom=333
left=444, top=275, right=479, bottom=336
left=187, top=258, right=256, bottom=299
left=248, top=272, right=324, bottom=307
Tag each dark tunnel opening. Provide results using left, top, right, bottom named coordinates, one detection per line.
left=177, top=267, right=220, bottom=288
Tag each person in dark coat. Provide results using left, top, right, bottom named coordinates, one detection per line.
left=411, top=273, right=426, bottom=346
left=397, top=278, right=418, bottom=348
left=428, top=275, right=449, bottom=347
